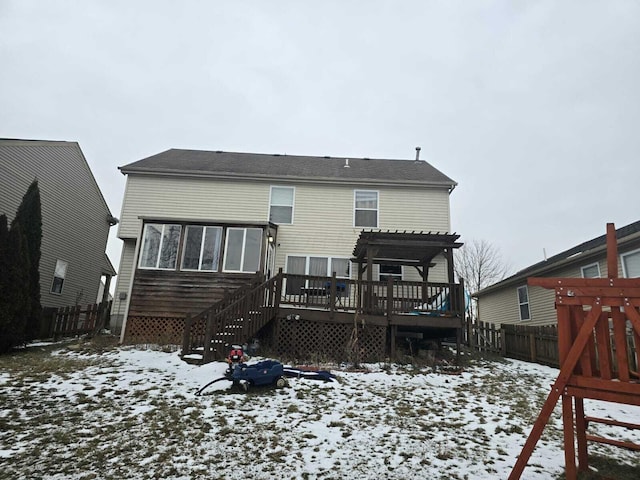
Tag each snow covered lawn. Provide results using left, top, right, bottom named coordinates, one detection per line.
left=1, top=339, right=639, bottom=479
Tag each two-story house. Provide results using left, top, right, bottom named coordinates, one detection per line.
left=0, top=139, right=117, bottom=322
left=475, top=220, right=640, bottom=327
left=113, top=148, right=463, bottom=361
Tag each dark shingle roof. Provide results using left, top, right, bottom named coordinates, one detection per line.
left=119, top=149, right=457, bottom=187
left=476, top=219, right=640, bottom=296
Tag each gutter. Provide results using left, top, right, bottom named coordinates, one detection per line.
left=118, top=168, right=458, bottom=190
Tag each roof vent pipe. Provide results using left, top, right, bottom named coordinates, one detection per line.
left=415, top=146, right=421, bottom=162
left=344, top=158, right=350, bottom=168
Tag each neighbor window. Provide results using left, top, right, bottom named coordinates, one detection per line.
left=379, top=264, right=402, bottom=282
left=223, top=227, right=263, bottom=272
left=139, top=223, right=182, bottom=269
left=51, top=259, right=68, bottom=294
left=581, top=262, right=601, bottom=278
left=269, top=186, right=294, bottom=224
left=621, top=249, right=640, bottom=278
left=517, top=285, right=530, bottom=321
left=354, top=190, right=378, bottom=228
left=181, top=226, right=223, bottom=271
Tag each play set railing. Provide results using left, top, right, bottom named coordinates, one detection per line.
left=510, top=223, right=640, bottom=480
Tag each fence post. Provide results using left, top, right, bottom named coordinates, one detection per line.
left=182, top=314, right=192, bottom=356
left=529, top=331, right=537, bottom=363
left=202, top=313, right=213, bottom=364
left=330, top=272, right=337, bottom=318
left=387, top=276, right=394, bottom=318
left=501, top=326, right=507, bottom=356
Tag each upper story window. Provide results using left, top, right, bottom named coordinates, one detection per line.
left=354, top=190, right=378, bottom=228
left=621, top=249, right=640, bottom=278
left=50, top=259, right=68, bottom=294
left=517, top=285, right=530, bottom=321
left=223, top=227, right=263, bottom=273
left=580, top=262, right=601, bottom=278
left=379, top=264, right=402, bottom=282
left=139, top=223, right=182, bottom=270
left=269, top=186, right=294, bottom=224
left=181, top=226, right=223, bottom=271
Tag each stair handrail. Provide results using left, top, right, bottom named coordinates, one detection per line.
left=182, top=271, right=283, bottom=363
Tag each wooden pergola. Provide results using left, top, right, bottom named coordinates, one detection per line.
left=352, top=231, right=465, bottom=357
left=352, top=230, right=462, bottom=300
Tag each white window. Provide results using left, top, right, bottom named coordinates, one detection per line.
left=223, top=228, right=263, bottom=273
left=269, top=186, right=294, bottom=224
left=580, top=262, right=601, bottom=278
left=181, top=226, right=223, bottom=271
left=379, top=264, right=402, bottom=282
left=51, top=260, right=68, bottom=294
left=354, top=190, right=378, bottom=228
left=621, top=249, right=640, bottom=278
left=285, top=255, right=351, bottom=294
left=139, top=223, right=182, bottom=270
left=517, top=285, right=530, bottom=321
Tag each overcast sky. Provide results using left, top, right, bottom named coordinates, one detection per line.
left=1, top=0, right=638, bottom=277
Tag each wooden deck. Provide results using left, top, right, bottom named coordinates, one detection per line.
left=182, top=271, right=465, bottom=363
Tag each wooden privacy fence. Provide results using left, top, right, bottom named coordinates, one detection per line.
left=468, top=321, right=637, bottom=371
left=468, top=321, right=560, bottom=366
left=51, top=301, right=112, bottom=339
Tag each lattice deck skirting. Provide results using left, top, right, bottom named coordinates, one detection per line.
left=124, top=316, right=185, bottom=345
left=275, top=316, right=387, bottom=363
left=126, top=314, right=387, bottom=363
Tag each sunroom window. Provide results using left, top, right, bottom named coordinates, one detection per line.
left=139, top=223, right=182, bottom=269
left=223, top=228, right=263, bottom=273
left=181, top=226, right=222, bottom=271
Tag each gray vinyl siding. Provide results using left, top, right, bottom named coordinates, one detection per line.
left=0, top=140, right=115, bottom=309
left=118, top=174, right=452, bottom=282
left=110, top=239, right=136, bottom=334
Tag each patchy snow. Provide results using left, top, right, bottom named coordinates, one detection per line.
left=0, top=344, right=639, bottom=479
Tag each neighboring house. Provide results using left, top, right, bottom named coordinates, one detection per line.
left=476, top=220, right=640, bottom=327
left=0, top=139, right=117, bottom=311
left=113, top=148, right=460, bottom=356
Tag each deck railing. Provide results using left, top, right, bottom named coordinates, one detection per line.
left=280, top=273, right=464, bottom=317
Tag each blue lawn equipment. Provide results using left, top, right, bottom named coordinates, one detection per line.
left=196, top=346, right=336, bottom=396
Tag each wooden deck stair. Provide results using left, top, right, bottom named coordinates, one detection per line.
left=181, top=273, right=282, bottom=364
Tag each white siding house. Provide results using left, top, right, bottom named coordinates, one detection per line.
left=112, top=149, right=458, bottom=342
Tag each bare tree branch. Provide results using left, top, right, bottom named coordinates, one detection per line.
left=454, top=239, right=512, bottom=321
